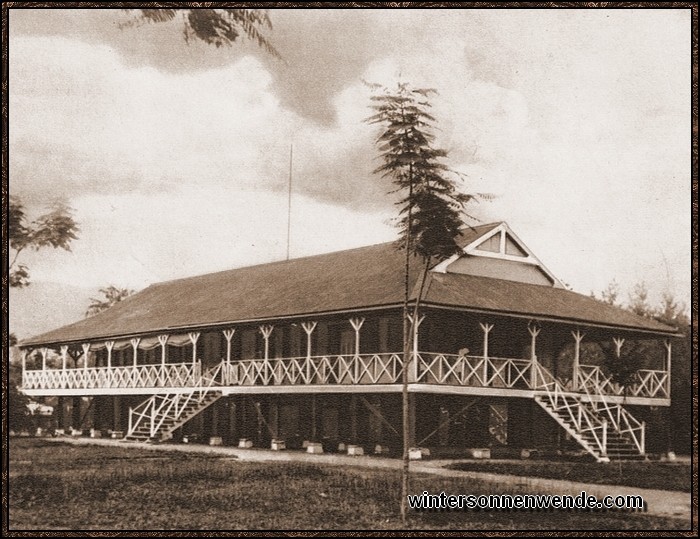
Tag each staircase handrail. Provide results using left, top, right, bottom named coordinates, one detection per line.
left=127, top=394, right=159, bottom=438
left=578, top=365, right=645, bottom=455
left=532, top=361, right=608, bottom=458
left=126, top=360, right=226, bottom=440
left=149, top=361, right=225, bottom=435
left=199, top=360, right=224, bottom=392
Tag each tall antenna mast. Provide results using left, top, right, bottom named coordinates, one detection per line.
left=286, top=143, right=293, bottom=261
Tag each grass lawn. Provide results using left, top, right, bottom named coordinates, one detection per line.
left=9, top=438, right=688, bottom=531
left=446, top=460, right=691, bottom=493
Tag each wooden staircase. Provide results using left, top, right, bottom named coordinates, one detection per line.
left=533, top=362, right=645, bottom=462
left=604, top=431, right=646, bottom=461
left=124, top=362, right=223, bottom=443
left=534, top=393, right=609, bottom=462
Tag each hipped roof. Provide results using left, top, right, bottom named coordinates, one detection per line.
left=21, top=224, right=675, bottom=347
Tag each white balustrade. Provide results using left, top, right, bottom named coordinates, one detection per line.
left=577, top=364, right=668, bottom=399
left=20, top=351, right=669, bottom=400
left=414, top=353, right=533, bottom=389
left=22, top=362, right=200, bottom=391
left=221, top=353, right=403, bottom=386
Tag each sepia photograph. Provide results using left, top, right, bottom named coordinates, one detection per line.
left=4, top=4, right=695, bottom=533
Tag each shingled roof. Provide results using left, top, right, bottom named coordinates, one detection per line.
left=21, top=224, right=675, bottom=346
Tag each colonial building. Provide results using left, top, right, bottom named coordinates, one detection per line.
left=20, top=222, right=676, bottom=461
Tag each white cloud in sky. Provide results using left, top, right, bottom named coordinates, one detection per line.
left=8, top=8, right=691, bottom=314
left=19, top=186, right=396, bottom=289
left=11, top=36, right=285, bottom=198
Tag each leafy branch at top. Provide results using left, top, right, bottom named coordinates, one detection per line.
left=9, top=196, right=80, bottom=288
left=124, top=8, right=281, bottom=59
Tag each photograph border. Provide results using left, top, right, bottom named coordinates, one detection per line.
left=2, top=2, right=697, bottom=537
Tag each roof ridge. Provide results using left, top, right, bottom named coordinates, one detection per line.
left=459, top=221, right=503, bottom=230
left=150, top=222, right=505, bottom=288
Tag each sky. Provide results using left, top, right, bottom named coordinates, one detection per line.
left=8, top=8, right=692, bottom=321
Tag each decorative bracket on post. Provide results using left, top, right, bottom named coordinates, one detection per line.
left=407, top=314, right=426, bottom=382
left=527, top=321, right=541, bottom=360
left=301, top=322, right=317, bottom=360
left=157, top=335, right=169, bottom=366
left=60, top=345, right=69, bottom=371
left=613, top=337, right=625, bottom=358
left=188, top=332, right=200, bottom=365
left=301, top=322, right=317, bottom=383
left=41, top=348, right=49, bottom=371
left=527, top=321, right=541, bottom=389
left=571, top=330, right=585, bottom=391
left=479, top=323, right=494, bottom=385
left=81, top=343, right=91, bottom=371
left=130, top=338, right=141, bottom=367
left=349, top=317, right=365, bottom=357
left=260, top=325, right=274, bottom=360
left=105, top=341, right=114, bottom=369
left=407, top=313, right=426, bottom=354
left=223, top=329, right=236, bottom=363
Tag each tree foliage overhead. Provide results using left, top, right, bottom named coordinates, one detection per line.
left=9, top=196, right=80, bottom=288
left=86, top=285, right=135, bottom=318
left=125, top=8, right=280, bottom=58
left=365, top=82, right=478, bottom=262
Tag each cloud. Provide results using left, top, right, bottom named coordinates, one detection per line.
left=8, top=9, right=691, bottom=307
left=17, top=186, right=396, bottom=289
left=9, top=34, right=397, bottom=213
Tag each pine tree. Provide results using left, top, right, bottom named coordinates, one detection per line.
left=366, top=81, right=480, bottom=524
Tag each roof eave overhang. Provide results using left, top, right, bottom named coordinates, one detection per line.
left=18, top=302, right=409, bottom=349
left=18, top=299, right=679, bottom=349
left=420, top=301, right=680, bottom=338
